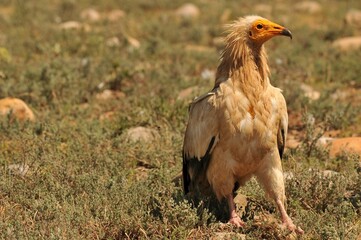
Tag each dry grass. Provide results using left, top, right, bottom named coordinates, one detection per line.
left=0, top=0, right=361, bottom=239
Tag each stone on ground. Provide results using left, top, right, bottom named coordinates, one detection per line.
left=95, top=90, right=125, bottom=100
left=332, top=36, right=361, bottom=51
left=0, top=97, right=35, bottom=122
left=328, top=137, right=361, bottom=157
left=345, top=9, right=361, bottom=27
left=107, top=9, right=126, bottom=22
left=80, top=8, right=101, bottom=22
left=125, top=127, right=159, bottom=143
left=294, top=1, right=322, bottom=14
left=8, top=163, right=29, bottom=177
left=175, top=3, right=200, bottom=19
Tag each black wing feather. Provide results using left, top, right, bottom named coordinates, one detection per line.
left=277, top=128, right=285, bottom=159
left=183, top=136, right=216, bottom=194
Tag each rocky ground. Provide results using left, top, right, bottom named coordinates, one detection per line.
left=0, top=0, right=361, bottom=239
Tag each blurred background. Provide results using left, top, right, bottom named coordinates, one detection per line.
left=0, top=0, right=361, bottom=239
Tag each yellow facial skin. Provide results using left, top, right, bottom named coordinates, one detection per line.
left=248, top=19, right=292, bottom=44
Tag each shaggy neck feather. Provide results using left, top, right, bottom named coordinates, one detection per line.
left=214, top=22, right=270, bottom=93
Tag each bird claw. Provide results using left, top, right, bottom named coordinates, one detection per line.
left=296, top=226, right=304, bottom=235
left=282, top=220, right=304, bottom=235
left=228, top=216, right=245, bottom=227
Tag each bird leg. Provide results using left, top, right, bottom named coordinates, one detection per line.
left=227, top=194, right=245, bottom=227
left=276, top=199, right=304, bottom=234
left=256, top=154, right=304, bottom=234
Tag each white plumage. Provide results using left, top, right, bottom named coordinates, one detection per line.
left=182, top=16, right=303, bottom=234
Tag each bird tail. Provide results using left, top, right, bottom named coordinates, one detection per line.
left=182, top=152, right=191, bottom=194
left=182, top=136, right=216, bottom=195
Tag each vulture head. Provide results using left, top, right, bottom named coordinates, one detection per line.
left=246, top=16, right=292, bottom=45
left=224, top=16, right=292, bottom=48
left=216, top=16, right=292, bottom=85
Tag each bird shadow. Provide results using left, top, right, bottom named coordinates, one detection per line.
left=171, top=188, right=231, bottom=225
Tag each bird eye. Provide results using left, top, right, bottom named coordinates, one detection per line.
left=256, top=24, right=263, bottom=29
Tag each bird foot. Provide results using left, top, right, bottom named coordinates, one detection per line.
left=282, top=219, right=304, bottom=234
left=228, top=216, right=245, bottom=227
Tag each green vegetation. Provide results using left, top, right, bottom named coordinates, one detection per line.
left=0, top=0, right=361, bottom=239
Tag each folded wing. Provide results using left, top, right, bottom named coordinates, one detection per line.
left=275, top=90, right=288, bottom=160
left=182, top=92, right=219, bottom=194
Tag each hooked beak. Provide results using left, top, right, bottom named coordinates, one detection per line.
left=280, top=28, right=292, bottom=39
left=262, top=20, right=293, bottom=42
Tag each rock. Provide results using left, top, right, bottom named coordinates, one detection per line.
left=300, top=83, right=320, bottom=100
left=331, top=88, right=350, bottom=101
left=331, top=88, right=361, bottom=103
left=275, top=58, right=283, bottom=65
left=80, top=8, right=101, bottom=22
left=177, top=86, right=199, bottom=100
left=185, top=44, right=214, bottom=53
left=294, top=1, right=322, bottom=14
left=284, top=172, right=294, bottom=180
left=175, top=3, right=200, bottom=19
left=286, top=129, right=303, bottom=149
left=332, top=36, right=361, bottom=51
left=125, top=127, right=159, bottom=143
left=234, top=194, right=248, bottom=217
left=120, top=34, right=140, bottom=50
left=59, top=21, right=90, bottom=31
left=328, top=137, right=361, bottom=157
left=286, top=135, right=302, bottom=149
left=0, top=97, right=35, bottom=122
left=0, top=6, right=14, bottom=19
left=95, top=90, right=125, bottom=100
left=201, top=69, right=215, bottom=81
left=211, top=232, right=246, bottom=240
left=106, top=37, right=120, bottom=47
left=99, top=111, right=115, bottom=121
left=126, top=36, right=140, bottom=49
left=345, top=9, right=361, bottom=27
left=59, top=21, right=82, bottom=30
left=8, top=163, right=29, bottom=177
left=317, top=136, right=334, bottom=146
left=106, top=9, right=126, bottom=22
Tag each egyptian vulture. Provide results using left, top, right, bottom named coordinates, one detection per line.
left=183, top=16, right=303, bottom=234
